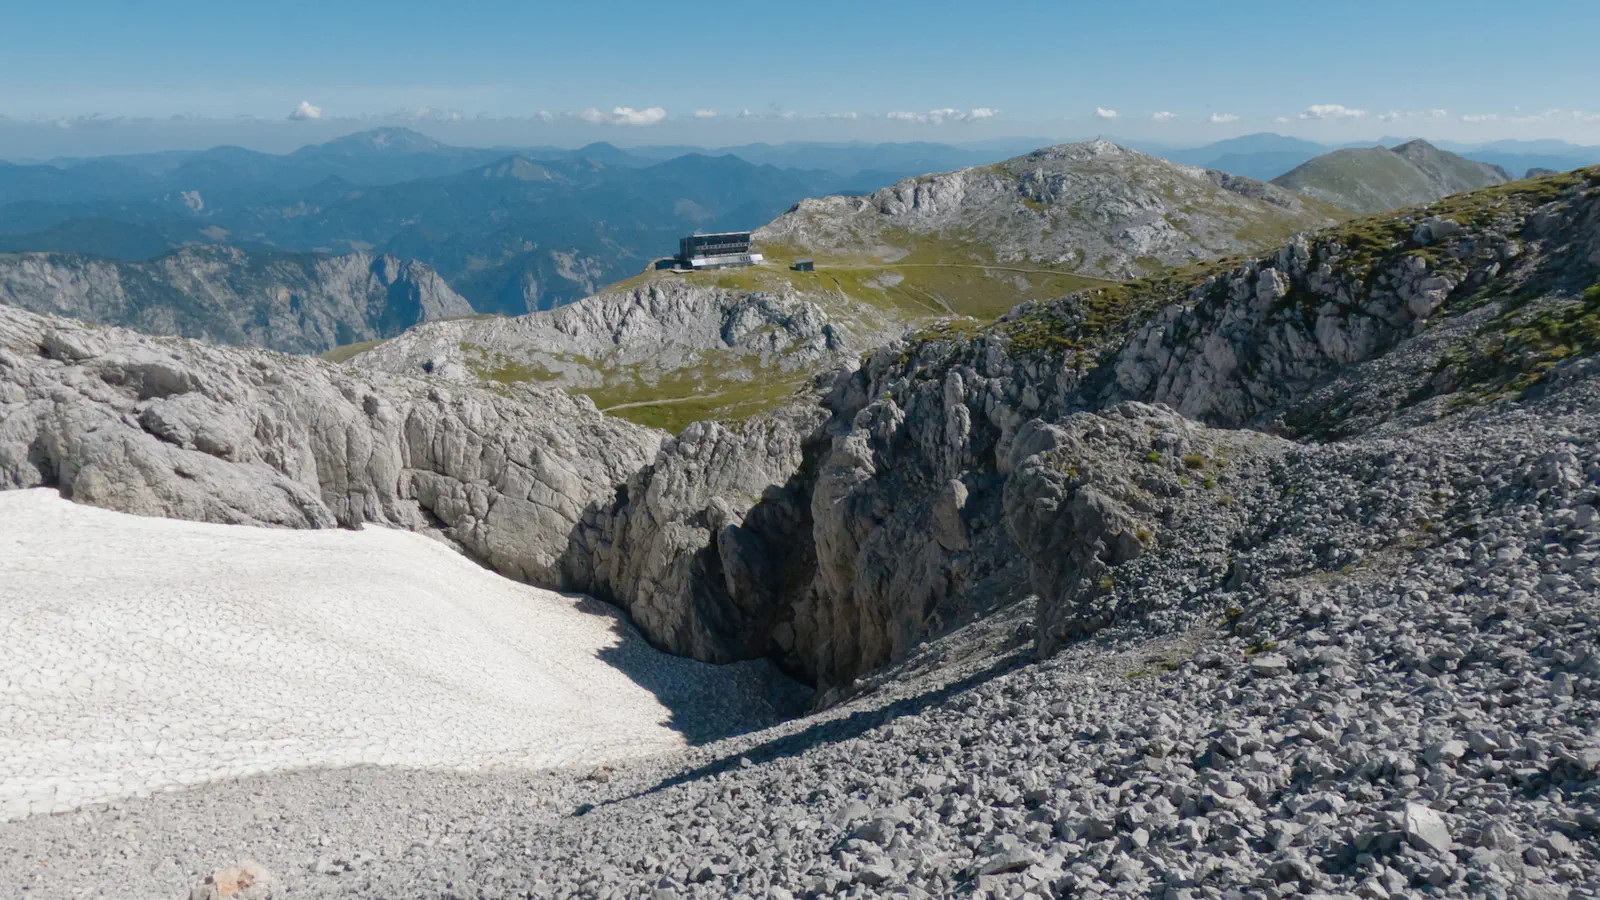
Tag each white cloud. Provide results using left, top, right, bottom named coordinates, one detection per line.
left=574, top=106, right=667, bottom=126
left=1461, top=113, right=1499, bottom=123
left=288, top=101, right=323, bottom=121
left=1379, top=108, right=1449, bottom=123
left=610, top=106, right=667, bottom=126
left=1301, top=104, right=1367, bottom=120
left=1210, top=113, right=1239, bottom=123
left=1095, top=107, right=1118, bottom=119
left=829, top=111, right=860, bottom=120
left=1502, top=107, right=1600, bottom=125
left=42, top=114, right=123, bottom=130
left=1272, top=116, right=1290, bottom=124
left=407, top=106, right=461, bottom=122
left=887, top=108, right=998, bottom=125
left=535, top=110, right=554, bottom=122
left=1151, top=111, right=1176, bottom=122
left=692, top=109, right=719, bottom=119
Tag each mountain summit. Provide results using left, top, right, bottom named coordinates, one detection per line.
left=756, top=140, right=1344, bottom=280
left=1271, top=139, right=1511, bottom=213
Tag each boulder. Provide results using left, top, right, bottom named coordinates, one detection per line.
left=188, top=860, right=274, bottom=900
left=1404, top=803, right=1452, bottom=855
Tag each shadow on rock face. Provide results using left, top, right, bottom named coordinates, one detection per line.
left=559, top=414, right=832, bottom=687
left=578, top=596, right=813, bottom=745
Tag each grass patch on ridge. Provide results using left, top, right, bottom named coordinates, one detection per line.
left=322, top=338, right=389, bottom=364
left=606, top=233, right=1114, bottom=325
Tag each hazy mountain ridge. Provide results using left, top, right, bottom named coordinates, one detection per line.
left=1157, top=132, right=1330, bottom=180
left=0, top=132, right=885, bottom=314
left=0, top=245, right=472, bottom=353
left=1271, top=139, right=1511, bottom=213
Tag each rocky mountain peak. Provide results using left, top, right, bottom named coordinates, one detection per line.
left=1389, top=137, right=1441, bottom=155
left=756, top=139, right=1343, bottom=280
left=1021, top=138, right=1135, bottom=162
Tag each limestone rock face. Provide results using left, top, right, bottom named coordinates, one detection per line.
left=0, top=246, right=472, bottom=354
left=0, top=305, right=658, bottom=587
left=565, top=409, right=825, bottom=665
left=1001, top=405, right=1289, bottom=656
left=1099, top=229, right=1486, bottom=426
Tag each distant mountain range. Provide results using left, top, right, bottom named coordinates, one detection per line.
left=1129, top=132, right=1600, bottom=183
left=0, top=128, right=925, bottom=313
left=10, top=128, right=1598, bottom=193
left=1157, top=133, right=1332, bottom=181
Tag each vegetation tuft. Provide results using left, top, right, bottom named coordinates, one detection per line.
left=1434, top=286, right=1600, bottom=401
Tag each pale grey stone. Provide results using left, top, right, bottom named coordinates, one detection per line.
left=1404, top=803, right=1452, bottom=855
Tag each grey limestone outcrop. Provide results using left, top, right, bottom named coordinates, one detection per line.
left=347, top=276, right=896, bottom=395
left=0, top=305, right=659, bottom=587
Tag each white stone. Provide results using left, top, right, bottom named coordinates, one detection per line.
left=1403, top=802, right=1452, bottom=854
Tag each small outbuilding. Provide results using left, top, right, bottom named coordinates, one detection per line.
left=792, top=259, right=815, bottom=272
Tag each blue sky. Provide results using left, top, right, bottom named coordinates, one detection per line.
left=3, top=0, right=1599, bottom=154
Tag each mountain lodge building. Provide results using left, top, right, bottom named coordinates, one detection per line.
left=668, top=231, right=764, bottom=270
